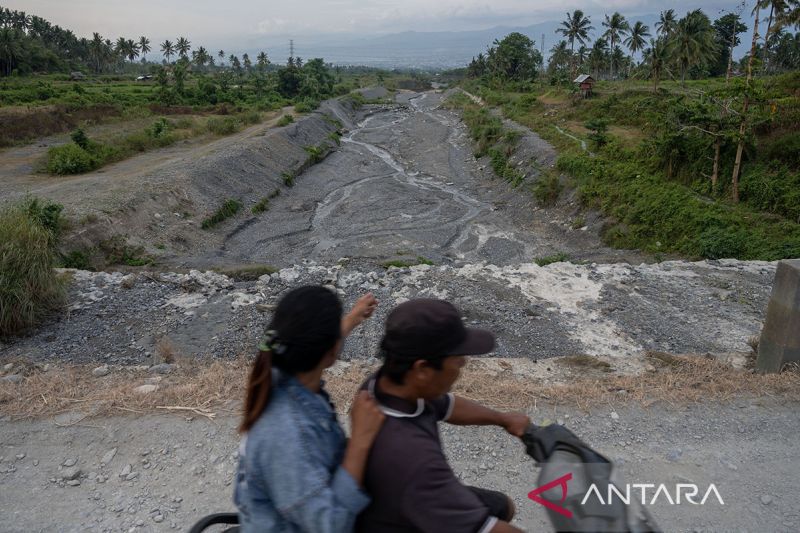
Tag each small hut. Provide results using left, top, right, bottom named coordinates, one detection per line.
left=574, top=74, right=594, bottom=98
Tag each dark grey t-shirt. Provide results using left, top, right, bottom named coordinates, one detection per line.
left=356, top=373, right=497, bottom=533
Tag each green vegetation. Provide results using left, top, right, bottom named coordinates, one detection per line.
left=201, top=199, right=242, bottom=229
left=282, top=170, right=296, bottom=187
left=447, top=92, right=524, bottom=187
left=276, top=114, right=294, bottom=127
left=456, top=3, right=800, bottom=261
left=382, top=256, right=435, bottom=269
left=535, top=252, right=571, bottom=266
left=251, top=198, right=270, bottom=214
left=44, top=118, right=199, bottom=175
left=212, top=264, right=277, bottom=281
left=0, top=198, right=66, bottom=336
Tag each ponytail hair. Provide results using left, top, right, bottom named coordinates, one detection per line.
left=240, top=286, right=343, bottom=433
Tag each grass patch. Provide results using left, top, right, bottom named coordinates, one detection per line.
left=382, top=256, right=434, bottom=269
left=251, top=198, right=270, bottom=214
left=213, top=264, right=278, bottom=281
left=201, top=199, right=242, bottom=229
left=282, top=171, right=296, bottom=187
left=0, top=198, right=66, bottom=336
left=559, top=355, right=613, bottom=372
left=534, top=252, right=570, bottom=266
left=206, top=116, right=240, bottom=135
left=2, top=354, right=799, bottom=420
left=276, top=114, right=294, bottom=127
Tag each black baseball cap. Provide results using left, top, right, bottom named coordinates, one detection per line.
left=381, top=298, right=495, bottom=359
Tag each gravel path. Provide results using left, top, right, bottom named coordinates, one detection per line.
left=1, top=398, right=798, bottom=532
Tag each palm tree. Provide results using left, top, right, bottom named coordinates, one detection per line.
left=89, top=32, right=105, bottom=73
left=548, top=40, right=572, bottom=74
left=624, top=21, right=651, bottom=58
left=671, top=10, right=718, bottom=86
left=776, top=0, right=800, bottom=27
left=242, top=52, right=251, bottom=72
left=257, top=51, right=269, bottom=70
left=588, top=38, right=609, bottom=78
left=643, top=38, right=670, bottom=92
left=602, top=12, right=630, bottom=77
left=192, top=46, right=209, bottom=69
left=218, top=49, right=225, bottom=66
left=756, top=0, right=788, bottom=71
left=126, top=39, right=139, bottom=62
left=176, top=36, right=191, bottom=58
left=115, top=36, right=127, bottom=64
left=160, top=39, right=174, bottom=63
left=656, top=9, right=678, bottom=37
left=138, top=36, right=150, bottom=62
left=557, top=10, right=594, bottom=76
left=0, top=27, right=22, bottom=75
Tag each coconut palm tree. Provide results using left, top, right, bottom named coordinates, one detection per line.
left=218, top=49, right=225, bottom=66
left=671, top=10, right=718, bottom=86
left=0, top=27, right=22, bottom=75
left=756, top=0, right=788, bottom=71
left=176, top=36, right=190, bottom=58
left=160, top=39, right=174, bottom=63
left=624, top=21, right=651, bottom=58
left=588, top=37, right=609, bottom=78
left=656, top=9, right=678, bottom=38
left=138, top=36, right=150, bottom=62
left=89, top=32, right=106, bottom=72
left=257, top=51, right=269, bottom=70
left=602, top=12, right=630, bottom=77
left=557, top=10, right=594, bottom=75
left=643, top=38, right=671, bottom=92
left=126, top=39, right=139, bottom=63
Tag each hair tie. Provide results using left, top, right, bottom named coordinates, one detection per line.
left=258, top=330, right=288, bottom=356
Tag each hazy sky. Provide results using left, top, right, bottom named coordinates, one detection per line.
left=6, top=0, right=752, bottom=51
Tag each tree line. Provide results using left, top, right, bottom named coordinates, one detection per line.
left=0, top=5, right=274, bottom=77
left=467, top=3, right=800, bottom=87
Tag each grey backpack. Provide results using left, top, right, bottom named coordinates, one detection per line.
left=522, top=424, right=660, bottom=533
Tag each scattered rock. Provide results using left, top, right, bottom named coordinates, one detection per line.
left=610, top=412, right=620, bottom=420
left=149, top=364, right=175, bottom=375
left=1, top=374, right=23, bottom=384
left=92, top=365, right=110, bottom=377
left=63, top=458, right=77, bottom=467
left=119, top=464, right=132, bottom=478
left=134, top=384, right=159, bottom=394
left=761, top=495, right=774, bottom=505
left=66, top=479, right=81, bottom=487
left=101, top=448, right=117, bottom=465
left=61, top=467, right=81, bottom=481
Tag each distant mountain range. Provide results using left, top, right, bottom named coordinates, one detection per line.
left=237, top=14, right=753, bottom=70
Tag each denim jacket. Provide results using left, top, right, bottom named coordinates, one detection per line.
left=234, top=370, right=370, bottom=532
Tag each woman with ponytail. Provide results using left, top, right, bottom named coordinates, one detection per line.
left=234, top=285, right=384, bottom=532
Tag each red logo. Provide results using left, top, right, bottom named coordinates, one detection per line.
left=528, top=473, right=573, bottom=518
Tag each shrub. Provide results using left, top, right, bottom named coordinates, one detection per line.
left=294, top=99, right=318, bottom=113
left=206, top=116, right=240, bottom=135
left=46, top=143, right=96, bottom=175
left=533, top=172, right=563, bottom=206
left=0, top=199, right=66, bottom=336
left=697, top=226, right=748, bottom=259
left=276, top=114, right=294, bottom=127
left=237, top=111, right=262, bottom=125
left=304, top=144, right=329, bottom=164
left=252, top=198, right=270, bottom=214
left=147, top=118, right=170, bottom=139
left=382, top=256, right=434, bottom=268
left=282, top=171, right=296, bottom=187
left=70, top=128, right=90, bottom=149
left=201, top=199, right=242, bottom=229
left=585, top=118, right=610, bottom=149
left=535, top=252, right=570, bottom=266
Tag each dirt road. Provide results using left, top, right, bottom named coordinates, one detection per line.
left=1, top=398, right=798, bottom=532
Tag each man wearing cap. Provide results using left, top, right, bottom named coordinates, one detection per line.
left=357, top=298, right=529, bottom=533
